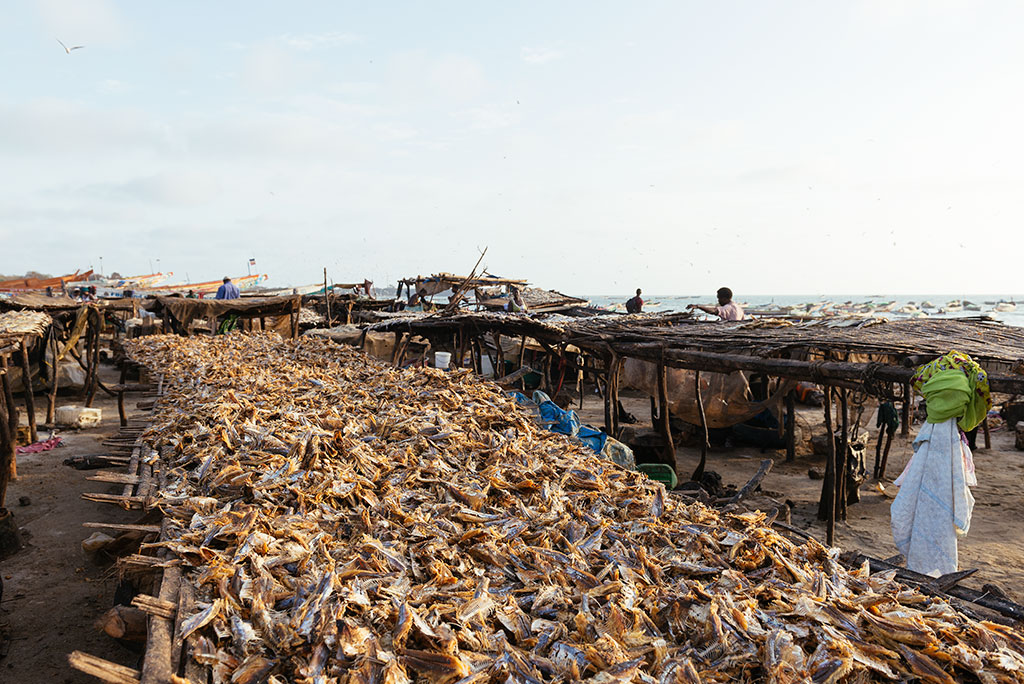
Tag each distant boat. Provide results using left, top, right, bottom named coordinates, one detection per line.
left=145, top=274, right=268, bottom=295
left=920, top=301, right=935, bottom=309
left=944, top=300, right=964, bottom=313
left=994, top=301, right=1017, bottom=312
left=106, top=272, right=173, bottom=288
left=0, top=269, right=94, bottom=291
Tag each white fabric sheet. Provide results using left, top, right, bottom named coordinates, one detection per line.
left=890, top=418, right=975, bottom=577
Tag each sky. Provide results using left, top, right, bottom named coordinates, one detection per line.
left=1, top=0, right=1023, bottom=295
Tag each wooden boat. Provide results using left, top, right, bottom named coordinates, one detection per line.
left=144, top=274, right=268, bottom=295
left=0, top=269, right=93, bottom=292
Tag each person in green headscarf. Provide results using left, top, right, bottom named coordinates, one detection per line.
left=910, top=350, right=991, bottom=432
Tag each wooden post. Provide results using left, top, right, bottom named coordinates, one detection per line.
left=391, top=332, right=404, bottom=366
left=878, top=430, right=894, bottom=480
left=818, top=387, right=836, bottom=546
left=117, top=363, right=128, bottom=427
left=19, top=337, right=38, bottom=444
left=603, top=354, right=614, bottom=434
left=517, top=335, right=528, bottom=391
left=85, top=314, right=100, bottom=407
left=785, top=390, right=796, bottom=463
left=47, top=327, right=58, bottom=425
left=691, top=370, right=710, bottom=482
left=324, top=268, right=332, bottom=326
left=492, top=333, right=504, bottom=379
left=982, top=418, right=991, bottom=449
left=0, top=359, right=14, bottom=507
left=901, top=381, right=911, bottom=437
left=656, top=360, right=675, bottom=471
left=609, top=354, right=622, bottom=438
left=838, top=388, right=849, bottom=520
left=1, top=354, right=18, bottom=482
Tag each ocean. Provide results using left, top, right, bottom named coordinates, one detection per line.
left=584, top=294, right=1024, bottom=327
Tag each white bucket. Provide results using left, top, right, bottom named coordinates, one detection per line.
left=56, top=406, right=102, bottom=428
left=433, top=351, right=452, bottom=369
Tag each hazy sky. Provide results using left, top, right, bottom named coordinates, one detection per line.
left=2, top=1, right=1022, bottom=295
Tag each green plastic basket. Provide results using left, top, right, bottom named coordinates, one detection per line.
left=637, top=462, right=678, bottom=490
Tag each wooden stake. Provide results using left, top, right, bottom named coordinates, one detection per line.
left=901, top=381, right=911, bottom=437
left=785, top=390, right=796, bottom=463
left=47, top=327, right=58, bottom=425
left=18, top=337, right=37, bottom=443
left=655, top=360, right=676, bottom=472
left=1, top=354, right=18, bottom=483
left=0, top=359, right=14, bottom=508
left=820, top=387, right=836, bottom=545
left=117, top=363, right=128, bottom=427
left=609, top=354, right=622, bottom=438
left=691, top=370, right=710, bottom=482
left=838, top=388, right=849, bottom=520
left=324, top=267, right=333, bottom=326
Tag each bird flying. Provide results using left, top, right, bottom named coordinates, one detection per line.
left=57, top=39, right=84, bottom=54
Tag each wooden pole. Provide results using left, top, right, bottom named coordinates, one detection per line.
left=47, top=327, right=58, bottom=425
left=518, top=335, right=528, bottom=391
left=785, top=390, right=796, bottom=463
left=819, top=387, right=836, bottom=545
left=691, top=370, right=710, bottom=482
left=609, top=355, right=622, bottom=438
left=603, top=354, right=614, bottom=434
left=0, top=360, right=13, bottom=508
left=838, top=388, right=849, bottom=521
left=901, top=381, right=911, bottom=437
left=656, top=360, right=675, bottom=472
left=85, top=313, right=100, bottom=407
left=1, top=354, right=18, bottom=482
left=324, top=268, right=332, bottom=326
left=117, top=363, right=128, bottom=427
left=19, top=337, right=38, bottom=444
left=878, top=430, right=894, bottom=480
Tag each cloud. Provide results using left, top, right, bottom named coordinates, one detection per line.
left=428, top=55, right=487, bottom=100
left=520, top=46, right=564, bottom=64
left=278, top=31, right=361, bottom=51
left=455, top=106, right=518, bottom=131
left=34, top=0, right=129, bottom=43
left=89, top=172, right=223, bottom=205
left=97, top=79, right=126, bottom=94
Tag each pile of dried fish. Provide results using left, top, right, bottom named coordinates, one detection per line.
left=124, top=333, right=1024, bottom=684
left=0, top=310, right=50, bottom=340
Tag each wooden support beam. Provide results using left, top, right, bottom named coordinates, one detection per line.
left=692, top=370, right=710, bottom=482
left=0, top=353, right=17, bottom=486
left=820, top=387, right=836, bottom=546
left=901, top=381, right=911, bottom=437
left=47, top=327, right=58, bottom=425
left=18, top=337, right=37, bottom=443
left=785, top=390, right=796, bottom=463
left=656, top=360, right=675, bottom=472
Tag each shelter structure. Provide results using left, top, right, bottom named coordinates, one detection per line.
left=367, top=311, right=1024, bottom=546
left=142, top=295, right=303, bottom=338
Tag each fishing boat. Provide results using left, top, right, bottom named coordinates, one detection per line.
left=0, top=269, right=94, bottom=292
left=993, top=301, right=1017, bottom=312
left=144, top=273, right=268, bottom=295
left=105, top=272, right=173, bottom=288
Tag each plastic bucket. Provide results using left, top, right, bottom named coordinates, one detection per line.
left=434, top=351, right=452, bottom=369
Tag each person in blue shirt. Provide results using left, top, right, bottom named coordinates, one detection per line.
left=215, top=276, right=240, bottom=300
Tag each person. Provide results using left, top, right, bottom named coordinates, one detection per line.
left=625, top=288, right=644, bottom=314
left=688, top=287, right=744, bottom=321
left=505, top=287, right=528, bottom=313
left=891, top=351, right=989, bottom=576
left=186, top=290, right=197, bottom=299
left=215, top=276, right=240, bottom=300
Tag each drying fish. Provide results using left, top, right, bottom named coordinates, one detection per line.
left=120, top=333, right=1024, bottom=684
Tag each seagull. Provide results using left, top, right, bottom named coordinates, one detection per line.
left=57, top=39, right=85, bottom=54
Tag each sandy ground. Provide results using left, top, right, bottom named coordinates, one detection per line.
left=0, top=371, right=145, bottom=682
left=580, top=392, right=1024, bottom=603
